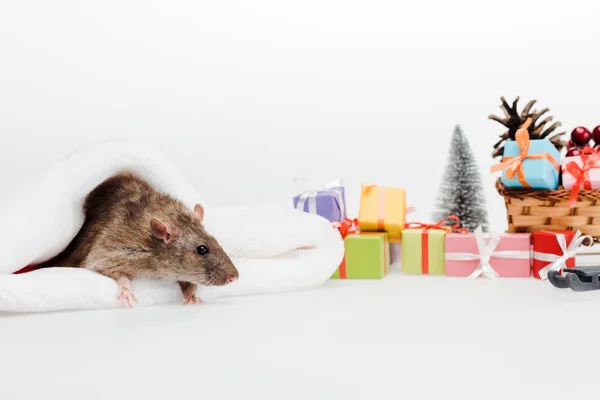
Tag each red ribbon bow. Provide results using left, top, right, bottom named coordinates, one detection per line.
left=404, top=214, right=465, bottom=233
left=580, top=145, right=596, bottom=158
left=332, top=218, right=359, bottom=238
left=565, top=147, right=600, bottom=208
left=404, top=215, right=465, bottom=274
left=490, top=118, right=560, bottom=188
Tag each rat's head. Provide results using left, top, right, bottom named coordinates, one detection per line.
left=149, top=204, right=239, bottom=286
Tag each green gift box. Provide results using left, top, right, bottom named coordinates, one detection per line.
left=331, top=232, right=390, bottom=279
left=401, top=228, right=446, bottom=275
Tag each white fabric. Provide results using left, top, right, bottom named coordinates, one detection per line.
left=0, top=142, right=344, bottom=312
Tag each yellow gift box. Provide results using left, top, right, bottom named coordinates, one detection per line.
left=358, top=184, right=406, bottom=242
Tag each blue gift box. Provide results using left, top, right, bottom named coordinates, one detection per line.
left=293, top=183, right=347, bottom=223
left=500, top=139, right=561, bottom=190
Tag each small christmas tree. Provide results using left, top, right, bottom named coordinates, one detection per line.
left=432, top=125, right=489, bottom=232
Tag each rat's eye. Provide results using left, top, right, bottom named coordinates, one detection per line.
left=196, top=245, right=209, bottom=256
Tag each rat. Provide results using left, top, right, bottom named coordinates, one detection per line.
left=37, top=172, right=239, bottom=308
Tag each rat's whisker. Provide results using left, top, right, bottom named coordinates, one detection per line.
left=232, top=237, right=258, bottom=252
left=228, top=245, right=248, bottom=258
left=228, top=248, right=243, bottom=258
left=184, top=287, right=198, bottom=302
left=227, top=238, right=259, bottom=258
left=229, top=249, right=246, bottom=259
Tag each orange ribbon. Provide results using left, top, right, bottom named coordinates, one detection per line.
left=362, top=183, right=386, bottom=230
left=565, top=149, right=600, bottom=208
left=490, top=118, right=560, bottom=188
left=405, top=215, right=465, bottom=274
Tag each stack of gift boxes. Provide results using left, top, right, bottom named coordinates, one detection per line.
left=294, top=173, right=590, bottom=281
left=293, top=117, right=597, bottom=280
left=339, top=184, right=405, bottom=279
left=294, top=181, right=404, bottom=279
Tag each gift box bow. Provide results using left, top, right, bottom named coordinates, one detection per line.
left=294, top=178, right=346, bottom=218
left=533, top=230, right=593, bottom=280
left=444, top=226, right=530, bottom=279
left=332, top=217, right=359, bottom=238
left=404, top=214, right=465, bottom=233
left=565, top=147, right=600, bottom=208
left=490, top=118, right=560, bottom=188
left=403, top=215, right=465, bottom=275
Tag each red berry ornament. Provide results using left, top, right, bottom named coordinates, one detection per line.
left=566, top=147, right=582, bottom=157
left=593, top=125, right=600, bottom=145
left=571, top=127, right=592, bottom=146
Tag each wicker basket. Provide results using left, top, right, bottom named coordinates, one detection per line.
left=496, top=178, right=600, bottom=240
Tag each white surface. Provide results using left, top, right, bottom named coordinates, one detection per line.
left=2, top=2, right=600, bottom=397
left=0, top=269, right=597, bottom=399
left=1, top=1, right=600, bottom=233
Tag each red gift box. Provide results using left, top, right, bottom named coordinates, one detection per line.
left=532, top=230, right=577, bottom=279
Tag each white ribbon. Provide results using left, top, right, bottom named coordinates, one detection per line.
left=533, top=230, right=593, bottom=280
left=444, top=225, right=530, bottom=279
left=294, top=178, right=346, bottom=220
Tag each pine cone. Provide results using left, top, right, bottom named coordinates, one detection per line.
left=490, top=96, right=567, bottom=159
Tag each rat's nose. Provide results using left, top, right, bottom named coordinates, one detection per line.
left=226, top=275, right=238, bottom=284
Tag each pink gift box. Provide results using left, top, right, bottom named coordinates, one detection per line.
left=562, top=155, right=600, bottom=190
left=445, top=232, right=532, bottom=277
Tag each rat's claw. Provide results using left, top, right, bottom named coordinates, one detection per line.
left=183, top=295, right=203, bottom=305
left=116, top=277, right=138, bottom=309
left=118, top=288, right=137, bottom=308
left=181, top=282, right=202, bottom=305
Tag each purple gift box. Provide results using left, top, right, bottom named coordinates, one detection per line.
left=293, top=180, right=347, bottom=223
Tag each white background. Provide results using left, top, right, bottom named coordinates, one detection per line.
left=2, top=0, right=600, bottom=232
left=2, top=2, right=600, bottom=399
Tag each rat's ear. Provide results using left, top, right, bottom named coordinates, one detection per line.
left=192, top=204, right=204, bottom=223
left=150, top=218, right=172, bottom=243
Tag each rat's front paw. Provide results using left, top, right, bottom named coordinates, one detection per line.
left=118, top=288, right=138, bottom=308
left=116, top=277, right=138, bottom=309
left=183, top=295, right=203, bottom=305
left=179, top=281, right=202, bottom=305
